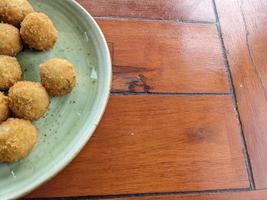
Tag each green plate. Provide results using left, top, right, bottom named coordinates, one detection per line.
left=0, top=0, right=111, bottom=199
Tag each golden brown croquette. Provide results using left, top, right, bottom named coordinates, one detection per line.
left=0, top=93, right=10, bottom=123
left=0, top=0, right=34, bottom=27
left=0, top=118, right=37, bottom=163
left=0, top=55, right=22, bottom=90
left=8, top=81, right=50, bottom=120
left=0, top=23, right=22, bottom=56
left=20, top=12, right=57, bottom=51
left=40, top=58, right=77, bottom=96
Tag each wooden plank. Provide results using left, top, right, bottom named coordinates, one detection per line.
left=215, top=0, right=267, bottom=188
left=106, top=190, right=267, bottom=200
left=29, top=96, right=248, bottom=198
left=77, top=0, right=216, bottom=22
left=97, top=19, right=229, bottom=93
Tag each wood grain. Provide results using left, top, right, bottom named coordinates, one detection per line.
left=29, top=96, right=248, bottom=198
left=108, top=190, right=267, bottom=200
left=77, top=0, right=216, bottom=22
left=215, top=0, right=267, bottom=188
left=97, top=19, right=229, bottom=93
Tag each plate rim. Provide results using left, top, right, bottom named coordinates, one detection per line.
left=3, top=0, right=112, bottom=199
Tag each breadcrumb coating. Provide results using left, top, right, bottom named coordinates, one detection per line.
left=0, top=23, right=22, bottom=56
left=0, top=0, right=34, bottom=27
left=20, top=12, right=57, bottom=51
left=0, top=55, right=22, bottom=90
left=40, top=58, right=77, bottom=96
left=0, top=93, right=10, bottom=123
left=0, top=118, right=37, bottom=163
left=9, top=81, right=50, bottom=120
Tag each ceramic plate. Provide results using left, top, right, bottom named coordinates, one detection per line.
left=0, top=0, right=111, bottom=199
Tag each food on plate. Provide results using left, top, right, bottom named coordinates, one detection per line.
left=0, top=0, right=34, bottom=27
left=0, top=1, right=79, bottom=163
left=0, top=118, right=37, bottom=163
left=0, top=93, right=10, bottom=123
left=20, top=12, right=58, bottom=51
left=8, top=81, right=50, bottom=120
left=40, top=58, right=77, bottom=96
left=0, top=55, right=22, bottom=90
left=0, top=23, right=22, bottom=56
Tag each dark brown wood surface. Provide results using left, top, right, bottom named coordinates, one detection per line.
left=78, top=0, right=216, bottom=22
left=29, top=96, right=248, bottom=197
left=107, top=190, right=267, bottom=200
left=215, top=0, right=267, bottom=189
left=27, top=0, right=267, bottom=199
left=97, top=19, right=229, bottom=93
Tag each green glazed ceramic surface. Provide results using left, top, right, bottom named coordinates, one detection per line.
left=0, top=0, right=111, bottom=199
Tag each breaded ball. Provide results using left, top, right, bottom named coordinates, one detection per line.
left=40, top=58, right=77, bottom=96
left=20, top=12, right=57, bottom=51
left=0, top=0, right=34, bottom=27
left=0, top=23, right=22, bottom=56
left=0, top=55, right=22, bottom=90
left=0, top=118, right=37, bottom=163
left=9, top=81, right=50, bottom=120
left=0, top=93, right=10, bottom=123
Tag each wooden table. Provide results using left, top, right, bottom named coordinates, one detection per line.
left=27, top=0, right=267, bottom=199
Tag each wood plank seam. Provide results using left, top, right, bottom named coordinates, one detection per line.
left=211, top=0, right=255, bottom=190
left=94, top=16, right=216, bottom=25
left=77, top=0, right=217, bottom=23
left=39, top=188, right=251, bottom=200
left=99, top=18, right=230, bottom=93
left=239, top=1, right=267, bottom=99
left=29, top=96, right=249, bottom=198
left=111, top=92, right=230, bottom=96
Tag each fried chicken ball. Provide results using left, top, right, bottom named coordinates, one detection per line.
left=0, top=23, right=22, bottom=56
left=0, top=118, right=37, bottom=163
left=0, top=55, right=22, bottom=90
left=0, top=0, right=34, bottom=27
left=20, top=12, right=57, bottom=51
left=40, top=58, right=77, bottom=96
left=9, top=81, right=50, bottom=120
left=0, top=93, right=10, bottom=123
